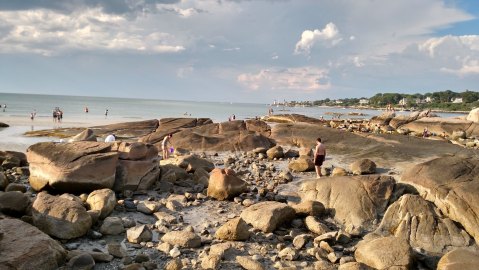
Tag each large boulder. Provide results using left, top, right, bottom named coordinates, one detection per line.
left=207, top=168, right=247, bottom=200
left=466, top=108, right=479, bottom=123
left=27, top=142, right=118, bottom=193
left=389, top=112, right=420, bottom=129
left=355, top=236, right=412, bottom=270
left=299, top=175, right=395, bottom=234
left=370, top=111, right=396, bottom=126
left=401, top=156, right=479, bottom=244
left=437, top=248, right=479, bottom=270
left=68, top=128, right=97, bottom=142
left=32, top=192, right=92, bottom=239
left=350, top=159, right=376, bottom=175
left=266, top=146, right=284, bottom=159
left=375, top=194, right=472, bottom=253
left=0, top=218, right=66, bottom=270
left=86, top=189, right=116, bottom=219
left=240, top=201, right=295, bottom=233
left=288, top=156, right=314, bottom=172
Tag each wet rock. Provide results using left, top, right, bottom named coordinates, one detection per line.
left=241, top=201, right=295, bottom=233
left=215, top=217, right=251, bottom=241
left=86, top=188, right=116, bottom=219
left=32, top=192, right=92, bottom=239
left=161, top=230, right=201, bottom=248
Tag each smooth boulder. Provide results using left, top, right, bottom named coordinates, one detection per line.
left=355, top=236, right=412, bottom=270
left=27, top=142, right=118, bottom=193
left=350, top=159, right=376, bottom=175
left=437, top=248, right=479, bottom=270
left=375, top=194, right=472, bottom=253
left=240, top=201, right=295, bottom=233
left=215, top=217, right=251, bottom=241
left=401, top=156, right=479, bottom=244
left=288, top=156, right=314, bottom=172
left=299, top=175, right=395, bottom=234
left=86, top=189, right=116, bottom=219
left=207, top=168, right=247, bottom=200
left=32, top=192, right=92, bottom=239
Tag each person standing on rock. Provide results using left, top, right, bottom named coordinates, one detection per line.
left=162, top=133, right=173, bottom=159
left=314, top=137, right=326, bottom=178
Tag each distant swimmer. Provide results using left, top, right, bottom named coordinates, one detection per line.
left=105, top=109, right=109, bottom=118
left=30, top=112, right=35, bottom=121
left=85, top=106, right=89, bottom=113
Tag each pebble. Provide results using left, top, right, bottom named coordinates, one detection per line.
left=169, top=246, right=181, bottom=258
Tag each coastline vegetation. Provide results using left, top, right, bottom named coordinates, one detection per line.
left=285, top=90, right=479, bottom=112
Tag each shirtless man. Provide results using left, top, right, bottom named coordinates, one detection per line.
left=314, top=137, right=326, bottom=178
left=162, top=134, right=173, bottom=159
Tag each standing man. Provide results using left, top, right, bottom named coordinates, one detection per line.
left=162, top=134, right=173, bottom=159
left=314, top=137, right=326, bottom=178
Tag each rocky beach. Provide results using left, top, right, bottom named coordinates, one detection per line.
left=1, top=109, right=479, bottom=270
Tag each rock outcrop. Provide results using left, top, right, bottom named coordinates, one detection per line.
left=0, top=218, right=66, bottom=270
left=300, top=175, right=395, bottom=234
left=437, top=248, right=479, bottom=270
left=350, top=159, right=376, bottom=175
left=27, top=142, right=118, bottom=193
left=68, top=128, right=97, bottom=142
left=139, top=118, right=213, bottom=145
left=375, top=194, right=472, bottom=253
left=401, top=156, right=479, bottom=244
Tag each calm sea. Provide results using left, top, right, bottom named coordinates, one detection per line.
left=0, top=92, right=464, bottom=122
left=0, top=92, right=467, bottom=152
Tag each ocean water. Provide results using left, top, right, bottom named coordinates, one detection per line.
left=0, top=92, right=467, bottom=152
left=0, top=92, right=465, bottom=122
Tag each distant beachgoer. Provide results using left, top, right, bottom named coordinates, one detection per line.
left=52, top=109, right=57, bottom=122
left=105, top=109, right=109, bottom=118
left=30, top=112, right=35, bottom=121
left=85, top=107, right=89, bottom=113
left=2, top=104, right=5, bottom=112
left=423, top=127, right=429, bottom=138
left=320, top=116, right=324, bottom=121
left=105, top=134, right=116, bottom=142
left=162, top=134, right=173, bottom=159
left=232, top=114, right=236, bottom=120
left=314, top=137, right=326, bottom=178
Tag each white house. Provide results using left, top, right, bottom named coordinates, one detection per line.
left=398, top=98, right=407, bottom=106
left=359, top=99, right=369, bottom=105
left=425, top=97, right=434, bottom=103
left=452, top=97, right=463, bottom=103
left=335, top=100, right=343, bottom=104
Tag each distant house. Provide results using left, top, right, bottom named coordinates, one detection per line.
left=452, top=97, right=463, bottom=103
left=425, top=97, right=434, bottom=103
left=359, top=99, right=369, bottom=105
left=414, top=98, right=422, bottom=104
left=335, top=100, right=343, bottom=104
left=398, top=98, right=407, bottom=106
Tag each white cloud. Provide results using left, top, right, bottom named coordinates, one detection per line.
left=294, top=22, right=342, bottom=55
left=0, top=8, right=185, bottom=55
left=416, top=35, right=479, bottom=76
left=177, top=66, right=195, bottom=78
left=353, top=56, right=364, bottom=67
left=223, top=47, right=240, bottom=52
left=237, top=67, right=330, bottom=92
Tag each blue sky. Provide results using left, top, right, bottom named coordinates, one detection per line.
left=0, top=0, right=478, bottom=103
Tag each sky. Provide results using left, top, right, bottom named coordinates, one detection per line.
left=0, top=0, right=478, bottom=103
